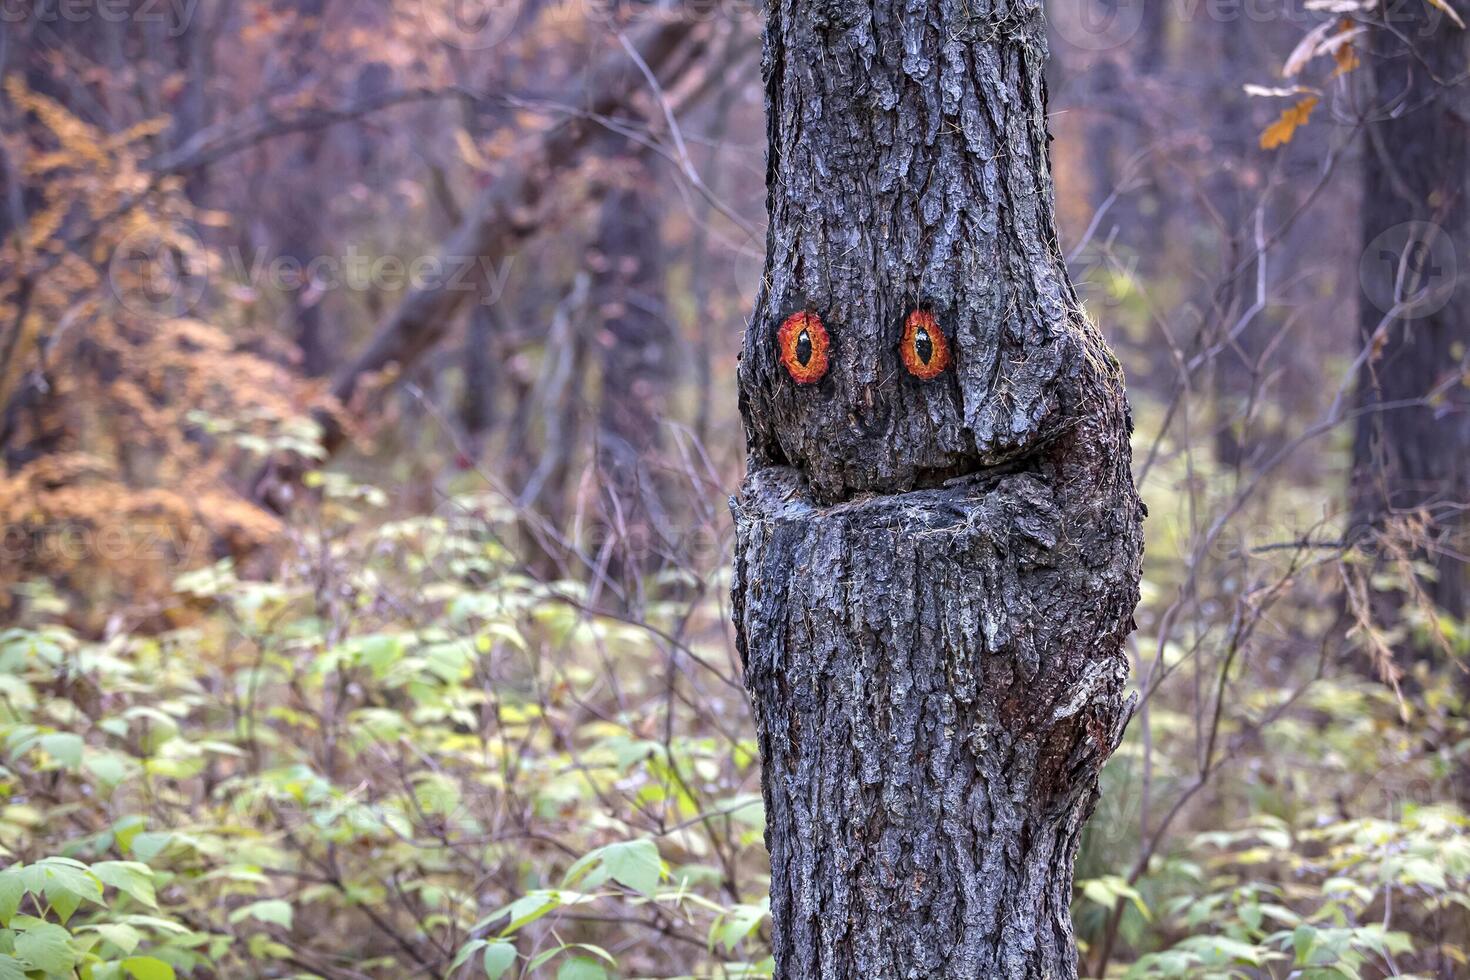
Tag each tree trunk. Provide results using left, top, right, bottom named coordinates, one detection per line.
left=731, top=2, right=1144, bottom=978
left=276, top=0, right=331, bottom=376
left=593, top=164, right=676, bottom=593
left=458, top=301, right=501, bottom=461
left=1210, top=16, right=1266, bottom=471
left=1352, top=5, right=1470, bottom=624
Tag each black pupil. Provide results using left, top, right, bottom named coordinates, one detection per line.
left=796, top=329, right=813, bottom=367
left=914, top=327, right=933, bottom=365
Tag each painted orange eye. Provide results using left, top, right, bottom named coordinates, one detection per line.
left=777, top=310, right=830, bottom=385
left=900, top=309, right=951, bottom=380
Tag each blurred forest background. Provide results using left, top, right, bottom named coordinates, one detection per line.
left=1, top=0, right=1468, bottom=977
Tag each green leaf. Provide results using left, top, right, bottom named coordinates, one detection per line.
left=712, top=901, right=768, bottom=953
left=1400, top=858, right=1448, bottom=890
left=412, top=772, right=462, bottom=816
left=482, top=622, right=527, bottom=653
left=356, top=634, right=403, bottom=676
left=27, top=857, right=104, bottom=923
left=449, top=939, right=487, bottom=972
left=128, top=833, right=174, bottom=861
left=93, top=862, right=158, bottom=910
left=567, top=944, right=615, bottom=965
left=561, top=851, right=604, bottom=891
left=0, top=872, right=23, bottom=925
left=115, top=915, right=191, bottom=936
left=1291, top=924, right=1317, bottom=965
left=83, top=922, right=142, bottom=954
left=556, top=956, right=607, bottom=980
left=445, top=937, right=519, bottom=979
left=0, top=954, right=27, bottom=980
left=479, top=891, right=560, bottom=935
left=14, top=919, right=74, bottom=974
left=37, top=733, right=83, bottom=770
left=1199, top=936, right=1269, bottom=966
left=482, top=941, right=517, bottom=979
left=122, top=956, right=177, bottom=980
left=1082, top=878, right=1118, bottom=911
left=1239, top=902, right=1262, bottom=932
left=601, top=839, right=661, bottom=897
left=83, top=750, right=134, bottom=786
left=1080, top=875, right=1150, bottom=921
left=229, top=899, right=293, bottom=929
left=49, top=887, right=82, bottom=925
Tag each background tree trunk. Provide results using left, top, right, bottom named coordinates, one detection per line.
left=731, top=1, right=1144, bottom=977
left=272, top=0, right=331, bottom=376
left=1352, top=4, right=1470, bottom=625
left=1209, top=15, right=1270, bottom=472
left=592, top=165, right=677, bottom=596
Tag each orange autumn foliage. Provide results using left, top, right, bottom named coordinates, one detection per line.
left=1, top=80, right=326, bottom=626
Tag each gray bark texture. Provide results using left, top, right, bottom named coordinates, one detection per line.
left=730, top=1, right=1145, bottom=977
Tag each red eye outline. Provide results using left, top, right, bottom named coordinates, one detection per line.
left=900, top=309, right=951, bottom=380
left=777, top=310, right=830, bottom=385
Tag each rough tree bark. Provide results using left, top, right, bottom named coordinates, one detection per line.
left=731, top=2, right=1144, bottom=977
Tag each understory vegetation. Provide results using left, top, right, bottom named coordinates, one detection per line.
left=2, top=409, right=1466, bottom=978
